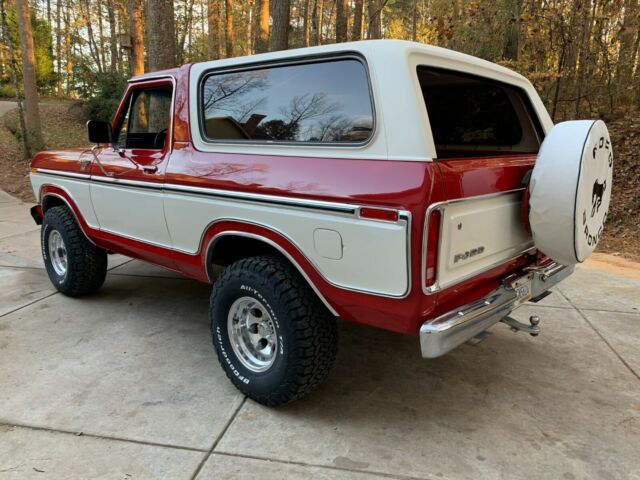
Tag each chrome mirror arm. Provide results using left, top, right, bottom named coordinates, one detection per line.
left=90, top=145, right=114, bottom=177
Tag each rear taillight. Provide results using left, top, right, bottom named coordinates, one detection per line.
left=424, top=209, right=441, bottom=288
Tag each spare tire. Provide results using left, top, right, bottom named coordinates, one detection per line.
left=529, top=120, right=613, bottom=266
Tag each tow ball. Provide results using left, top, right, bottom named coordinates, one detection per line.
left=500, top=315, right=541, bottom=336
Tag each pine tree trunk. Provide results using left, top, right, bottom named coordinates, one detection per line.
left=1, top=0, right=30, bottom=157
left=367, top=0, right=383, bottom=39
left=270, top=0, right=289, bottom=51
left=55, top=0, right=61, bottom=95
left=314, top=0, right=323, bottom=45
left=15, top=0, right=44, bottom=152
left=336, top=0, right=347, bottom=42
left=147, top=0, right=176, bottom=71
left=302, top=0, right=311, bottom=46
left=128, top=0, right=145, bottom=75
left=352, top=0, right=363, bottom=40
left=617, top=0, right=639, bottom=96
left=246, top=0, right=253, bottom=55
left=502, top=0, right=521, bottom=60
left=225, top=0, right=234, bottom=57
left=97, top=0, right=108, bottom=71
left=208, top=0, right=221, bottom=59
left=106, top=0, right=119, bottom=71
left=64, top=3, right=73, bottom=95
left=255, top=0, right=269, bottom=53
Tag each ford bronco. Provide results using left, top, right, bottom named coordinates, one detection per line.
left=29, top=40, right=613, bottom=405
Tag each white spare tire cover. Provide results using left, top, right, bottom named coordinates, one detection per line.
left=529, top=120, right=613, bottom=265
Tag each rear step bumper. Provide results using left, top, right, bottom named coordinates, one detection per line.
left=419, top=262, right=574, bottom=358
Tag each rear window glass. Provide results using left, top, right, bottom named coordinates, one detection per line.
left=417, top=66, right=542, bottom=158
left=201, top=58, right=374, bottom=144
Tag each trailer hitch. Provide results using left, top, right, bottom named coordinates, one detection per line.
left=501, top=315, right=540, bottom=336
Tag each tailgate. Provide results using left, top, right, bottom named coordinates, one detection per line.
left=435, top=189, right=533, bottom=290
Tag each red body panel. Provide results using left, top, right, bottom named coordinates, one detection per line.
left=31, top=66, right=539, bottom=336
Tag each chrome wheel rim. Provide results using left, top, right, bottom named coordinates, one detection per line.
left=227, top=296, right=278, bottom=373
left=48, top=229, right=67, bottom=277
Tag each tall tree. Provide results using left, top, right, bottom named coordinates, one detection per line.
left=1, top=0, right=30, bottom=157
left=15, top=0, right=44, bottom=152
left=271, top=0, right=289, bottom=51
left=503, top=0, right=521, bottom=60
left=352, top=0, right=363, bottom=40
left=147, top=0, right=176, bottom=70
left=225, top=0, right=234, bottom=57
left=368, top=0, right=384, bottom=39
left=617, top=0, right=639, bottom=92
left=106, top=0, right=119, bottom=71
left=208, top=0, right=222, bottom=59
left=255, top=0, right=269, bottom=53
left=128, top=0, right=144, bottom=75
left=303, top=0, right=311, bottom=46
left=335, top=0, right=347, bottom=42
left=314, top=0, right=324, bottom=45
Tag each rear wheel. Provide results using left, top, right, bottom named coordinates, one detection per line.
left=42, top=205, right=107, bottom=296
left=209, top=255, right=338, bottom=406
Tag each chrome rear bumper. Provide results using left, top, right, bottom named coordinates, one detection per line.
left=419, top=263, right=574, bottom=359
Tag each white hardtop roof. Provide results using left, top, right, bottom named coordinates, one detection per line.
left=193, top=39, right=528, bottom=84
left=188, top=40, right=552, bottom=162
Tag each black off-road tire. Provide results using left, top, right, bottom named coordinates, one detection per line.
left=210, top=255, right=338, bottom=406
left=42, top=205, right=107, bottom=296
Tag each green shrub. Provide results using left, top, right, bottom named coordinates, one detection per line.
left=84, top=72, right=128, bottom=122
left=0, top=83, right=17, bottom=98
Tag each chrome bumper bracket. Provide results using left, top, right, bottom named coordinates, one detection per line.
left=420, top=262, right=573, bottom=359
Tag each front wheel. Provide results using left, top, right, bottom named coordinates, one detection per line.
left=209, top=255, right=338, bottom=406
left=41, top=205, right=107, bottom=296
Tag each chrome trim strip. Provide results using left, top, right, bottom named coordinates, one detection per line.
left=206, top=231, right=339, bottom=316
left=91, top=175, right=164, bottom=190
left=421, top=188, right=534, bottom=295
left=163, top=183, right=358, bottom=215
left=36, top=169, right=91, bottom=180
left=420, top=262, right=574, bottom=358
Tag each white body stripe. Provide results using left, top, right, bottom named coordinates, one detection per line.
left=90, top=182, right=173, bottom=248
left=31, top=174, right=100, bottom=229
left=163, top=191, right=409, bottom=296
left=31, top=171, right=410, bottom=297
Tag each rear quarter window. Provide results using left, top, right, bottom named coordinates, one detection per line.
left=417, top=66, right=543, bottom=159
left=200, top=58, right=374, bottom=144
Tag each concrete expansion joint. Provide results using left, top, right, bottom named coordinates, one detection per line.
left=556, top=288, right=640, bottom=382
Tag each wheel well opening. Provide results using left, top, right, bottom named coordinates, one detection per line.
left=207, top=235, right=284, bottom=274
left=41, top=195, right=67, bottom=213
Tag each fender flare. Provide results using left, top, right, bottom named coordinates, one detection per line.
left=199, top=220, right=339, bottom=317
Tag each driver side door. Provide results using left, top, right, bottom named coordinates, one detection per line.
left=89, top=79, right=174, bottom=250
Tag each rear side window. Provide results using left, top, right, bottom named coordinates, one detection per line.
left=200, top=58, right=374, bottom=144
left=417, top=66, right=543, bottom=159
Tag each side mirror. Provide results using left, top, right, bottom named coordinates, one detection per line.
left=87, top=120, right=112, bottom=144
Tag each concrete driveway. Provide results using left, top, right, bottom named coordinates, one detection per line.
left=1, top=190, right=639, bottom=480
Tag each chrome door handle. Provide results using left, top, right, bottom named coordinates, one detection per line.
left=142, top=165, right=158, bottom=174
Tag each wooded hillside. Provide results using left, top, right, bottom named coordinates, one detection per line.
left=0, top=0, right=638, bottom=259
left=1, top=0, right=638, bottom=123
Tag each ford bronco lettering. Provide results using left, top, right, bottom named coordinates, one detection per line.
left=29, top=40, right=613, bottom=405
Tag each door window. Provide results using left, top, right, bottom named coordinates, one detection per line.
left=116, top=86, right=173, bottom=150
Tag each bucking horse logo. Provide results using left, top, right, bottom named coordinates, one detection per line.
left=591, top=179, right=606, bottom=218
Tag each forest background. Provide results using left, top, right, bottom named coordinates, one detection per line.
left=0, top=0, right=638, bottom=258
